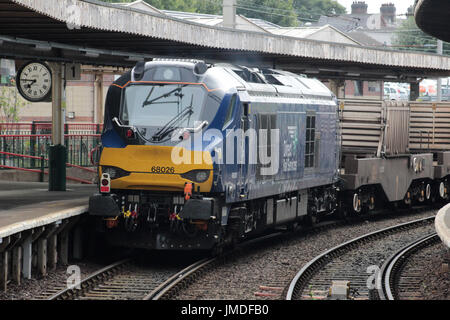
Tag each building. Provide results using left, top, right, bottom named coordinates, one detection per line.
left=315, top=1, right=405, bottom=46
left=116, top=0, right=366, bottom=45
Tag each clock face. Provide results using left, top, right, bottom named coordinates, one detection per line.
left=17, top=62, right=52, bottom=102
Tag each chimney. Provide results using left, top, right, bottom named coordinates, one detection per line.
left=380, top=3, right=396, bottom=24
left=351, top=1, right=368, bottom=15
left=223, top=0, right=236, bottom=29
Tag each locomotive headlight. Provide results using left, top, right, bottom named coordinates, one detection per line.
left=101, top=166, right=130, bottom=180
left=181, top=170, right=210, bottom=183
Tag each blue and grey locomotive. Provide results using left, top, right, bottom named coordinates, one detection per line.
left=89, top=60, right=340, bottom=251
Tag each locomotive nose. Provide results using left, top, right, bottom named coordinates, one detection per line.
left=100, top=145, right=214, bottom=192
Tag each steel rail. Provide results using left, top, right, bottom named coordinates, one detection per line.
left=48, top=258, right=132, bottom=300
left=143, top=258, right=216, bottom=300
left=286, top=215, right=436, bottom=300
left=378, top=232, right=440, bottom=300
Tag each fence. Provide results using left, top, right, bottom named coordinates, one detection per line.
left=0, top=122, right=102, bottom=169
left=0, top=122, right=103, bottom=136
left=0, top=151, right=95, bottom=184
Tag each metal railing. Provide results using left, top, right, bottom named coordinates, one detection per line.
left=0, top=151, right=95, bottom=184
left=0, top=122, right=103, bottom=136
left=0, top=133, right=101, bottom=169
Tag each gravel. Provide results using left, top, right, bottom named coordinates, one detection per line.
left=294, top=221, right=436, bottom=300
left=173, top=209, right=440, bottom=300
left=0, top=261, right=104, bottom=300
left=399, top=242, right=450, bottom=300
left=1, top=208, right=447, bottom=300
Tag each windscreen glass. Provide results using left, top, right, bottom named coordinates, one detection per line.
left=121, top=83, right=207, bottom=128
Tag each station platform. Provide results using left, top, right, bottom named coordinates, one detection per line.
left=0, top=181, right=96, bottom=238
left=436, top=204, right=450, bottom=248
left=0, top=182, right=97, bottom=290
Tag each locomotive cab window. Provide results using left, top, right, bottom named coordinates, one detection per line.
left=223, top=94, right=237, bottom=128
left=121, top=83, right=207, bottom=129
left=305, top=114, right=316, bottom=168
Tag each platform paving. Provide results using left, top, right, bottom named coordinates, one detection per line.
left=0, top=182, right=96, bottom=238
left=436, top=203, right=450, bottom=248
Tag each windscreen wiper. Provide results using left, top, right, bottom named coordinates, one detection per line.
left=142, top=84, right=187, bottom=108
left=152, top=95, right=194, bottom=142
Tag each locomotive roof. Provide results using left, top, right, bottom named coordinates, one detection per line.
left=128, top=60, right=335, bottom=101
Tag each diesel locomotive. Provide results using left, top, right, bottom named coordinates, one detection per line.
left=89, top=59, right=450, bottom=252
left=89, top=60, right=339, bottom=251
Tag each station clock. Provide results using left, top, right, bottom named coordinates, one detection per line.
left=16, top=61, right=52, bottom=102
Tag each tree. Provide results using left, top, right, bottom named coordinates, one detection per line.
left=293, top=0, right=346, bottom=23
left=99, top=0, right=221, bottom=14
left=0, top=85, right=28, bottom=134
left=393, top=16, right=450, bottom=55
left=99, top=0, right=346, bottom=27
left=235, top=0, right=298, bottom=27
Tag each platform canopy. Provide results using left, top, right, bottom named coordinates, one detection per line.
left=1, top=0, right=450, bottom=81
left=415, top=0, right=450, bottom=42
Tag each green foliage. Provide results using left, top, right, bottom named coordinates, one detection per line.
left=237, top=0, right=298, bottom=27
left=393, top=16, right=450, bottom=54
left=99, top=0, right=221, bottom=14
left=0, top=86, right=28, bottom=126
left=99, top=0, right=346, bottom=27
left=293, top=0, right=346, bottom=21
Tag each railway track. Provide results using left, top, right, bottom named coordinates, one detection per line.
left=159, top=209, right=435, bottom=300
left=286, top=216, right=436, bottom=300
left=47, top=231, right=289, bottom=300
left=47, top=208, right=437, bottom=300
left=48, top=258, right=210, bottom=300
left=378, top=233, right=440, bottom=300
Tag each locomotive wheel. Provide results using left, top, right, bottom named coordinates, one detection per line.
left=418, top=187, right=425, bottom=203
left=287, top=222, right=299, bottom=232
left=335, top=200, right=349, bottom=221
left=425, top=183, right=432, bottom=201
left=368, top=195, right=375, bottom=211
left=211, top=244, right=224, bottom=257
left=304, top=207, right=318, bottom=226
left=403, top=191, right=412, bottom=207
left=352, top=193, right=362, bottom=214
left=305, top=214, right=317, bottom=226
left=439, top=182, right=446, bottom=200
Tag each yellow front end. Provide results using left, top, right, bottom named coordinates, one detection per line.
left=100, top=145, right=214, bottom=192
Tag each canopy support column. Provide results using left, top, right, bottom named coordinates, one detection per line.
left=48, top=62, right=66, bottom=191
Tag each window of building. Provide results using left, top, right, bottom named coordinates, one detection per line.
left=305, top=115, right=316, bottom=168
left=368, top=81, right=380, bottom=92
left=354, top=80, right=364, bottom=96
